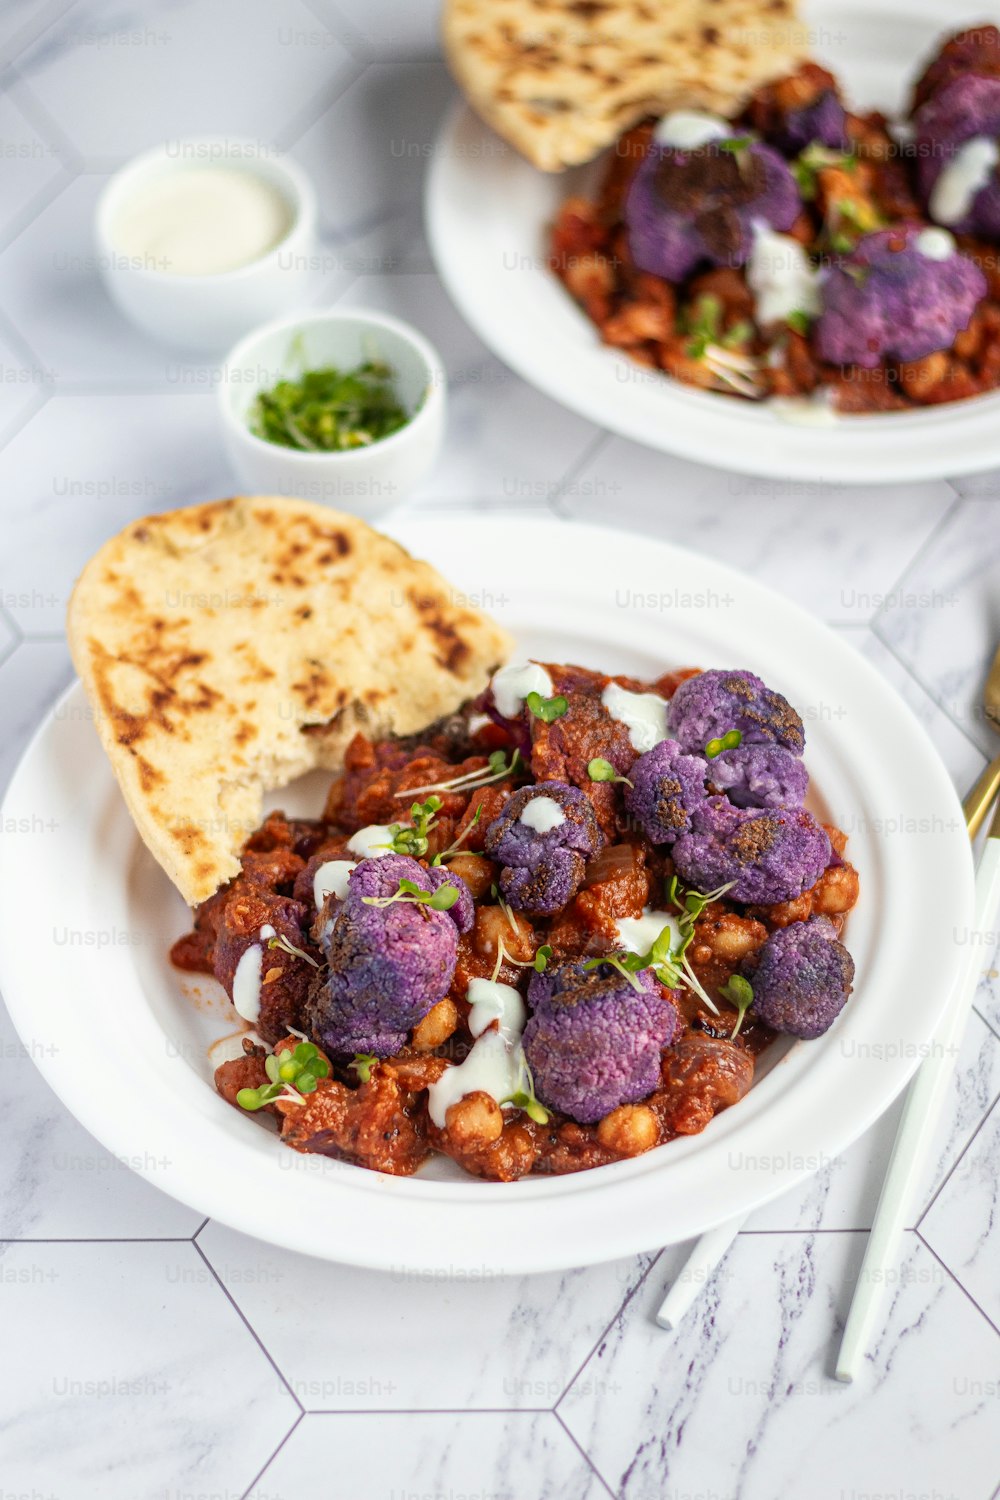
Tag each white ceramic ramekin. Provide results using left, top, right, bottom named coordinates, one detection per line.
left=95, top=138, right=318, bottom=351
left=218, top=307, right=446, bottom=516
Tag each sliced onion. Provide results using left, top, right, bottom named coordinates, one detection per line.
left=583, top=843, right=636, bottom=887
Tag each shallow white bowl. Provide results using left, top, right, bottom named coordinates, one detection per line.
left=218, top=308, right=446, bottom=517
left=0, top=517, right=973, bottom=1274
left=425, top=0, right=1000, bottom=483
left=95, top=138, right=318, bottom=352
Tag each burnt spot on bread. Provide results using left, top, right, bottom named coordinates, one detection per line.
left=409, top=590, right=476, bottom=676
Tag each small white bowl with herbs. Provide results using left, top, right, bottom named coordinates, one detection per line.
left=219, top=309, right=446, bottom=515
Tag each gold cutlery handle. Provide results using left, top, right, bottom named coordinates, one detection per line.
left=963, top=754, right=1000, bottom=838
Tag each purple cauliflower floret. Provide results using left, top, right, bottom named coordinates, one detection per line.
left=306, top=854, right=472, bottom=1056
left=523, top=960, right=681, bottom=1123
left=814, top=225, right=987, bottom=368
left=672, top=798, right=831, bottom=905
left=624, top=738, right=709, bottom=844
left=741, top=916, right=854, bottom=1038
left=778, top=91, right=849, bottom=154
left=667, top=669, right=805, bottom=757
left=625, top=137, right=802, bottom=281
left=484, top=781, right=603, bottom=916
left=708, top=743, right=809, bottom=810
left=914, top=75, right=1000, bottom=238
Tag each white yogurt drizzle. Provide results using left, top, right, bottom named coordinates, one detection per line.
left=914, top=226, right=957, bottom=262
left=615, top=909, right=681, bottom=955
left=313, top=859, right=357, bottom=910
left=601, top=681, right=668, bottom=753
left=466, top=711, right=493, bottom=734
left=519, top=795, right=566, bottom=833
left=747, top=224, right=822, bottom=328
left=490, top=661, right=554, bottom=719
left=231, top=923, right=276, bottom=1024
left=930, top=136, right=999, bottom=226
left=654, top=110, right=728, bottom=150
left=346, top=824, right=396, bottom=859
left=467, top=977, right=527, bottom=1040
left=427, top=1029, right=525, bottom=1129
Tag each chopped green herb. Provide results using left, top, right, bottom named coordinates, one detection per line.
left=237, top=1041, right=330, bottom=1111
left=720, top=974, right=755, bottom=1038
left=525, top=691, right=569, bottom=723
left=249, top=356, right=410, bottom=453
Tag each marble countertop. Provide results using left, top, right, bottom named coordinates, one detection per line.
left=0, top=3, right=998, bottom=1497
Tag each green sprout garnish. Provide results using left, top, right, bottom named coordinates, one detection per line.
left=349, top=1052, right=378, bottom=1084
left=828, top=195, right=882, bottom=254
left=704, top=729, right=743, bottom=759
left=431, top=805, right=483, bottom=865
left=785, top=310, right=812, bottom=337
left=587, top=757, right=634, bottom=788
left=393, top=748, right=522, bottom=799
left=489, top=882, right=521, bottom=937
left=685, top=293, right=723, bottom=359
left=791, top=143, right=853, bottom=200
left=249, top=356, right=409, bottom=453
left=384, top=795, right=442, bottom=858
left=525, top=691, right=568, bottom=723
left=503, top=1056, right=549, bottom=1124
left=583, top=950, right=649, bottom=993
left=362, top=877, right=460, bottom=912
left=236, top=1041, right=330, bottom=1111
left=720, top=319, right=754, bottom=349
left=585, top=877, right=736, bottom=1013
left=267, top=933, right=321, bottom=969
left=533, top=944, right=552, bottom=973
left=720, top=974, right=754, bottom=1038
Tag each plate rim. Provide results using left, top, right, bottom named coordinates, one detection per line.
left=0, top=515, right=976, bottom=1271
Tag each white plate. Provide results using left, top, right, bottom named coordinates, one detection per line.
left=0, top=517, right=973, bottom=1273
left=425, top=0, right=1000, bottom=483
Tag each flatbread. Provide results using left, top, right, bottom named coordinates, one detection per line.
left=443, top=0, right=809, bottom=171
left=67, top=496, right=512, bottom=905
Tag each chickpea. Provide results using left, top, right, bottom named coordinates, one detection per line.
left=472, top=905, right=536, bottom=963
left=812, top=861, right=860, bottom=916
left=596, top=1104, right=659, bottom=1156
left=411, top=998, right=458, bottom=1052
left=445, top=1091, right=503, bottom=1147
left=694, top=912, right=768, bottom=963
left=447, top=853, right=496, bottom=902
left=757, top=892, right=813, bottom=927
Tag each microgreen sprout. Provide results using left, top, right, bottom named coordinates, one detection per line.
left=349, top=1052, right=378, bottom=1083
left=267, top=933, right=321, bottom=969
left=525, top=691, right=568, bottom=723
left=720, top=974, right=755, bottom=1038
left=393, top=748, right=522, bottom=799
left=583, top=950, right=648, bottom=994
left=489, top=882, right=521, bottom=937
left=704, top=729, right=743, bottom=759
left=504, top=1056, right=549, bottom=1124
left=685, top=293, right=723, bottom=360
left=533, top=944, right=552, bottom=973
left=431, top=805, right=483, bottom=865
left=384, top=795, right=442, bottom=858
left=362, top=877, right=460, bottom=912
left=791, top=143, right=853, bottom=200
left=785, top=309, right=812, bottom=337
left=236, top=1041, right=330, bottom=1111
left=587, top=757, right=633, bottom=788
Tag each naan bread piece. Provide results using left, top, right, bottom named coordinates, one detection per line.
left=67, top=496, right=512, bottom=904
left=443, top=0, right=808, bottom=171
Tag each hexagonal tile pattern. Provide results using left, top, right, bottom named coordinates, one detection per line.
left=560, top=1233, right=1000, bottom=1500
left=199, top=1219, right=654, bottom=1412
left=875, top=497, right=1000, bottom=758
left=289, top=59, right=452, bottom=236
left=0, top=1240, right=299, bottom=1498
left=0, top=391, right=227, bottom=634
left=15, top=0, right=356, bottom=164
left=0, top=20, right=997, bottom=1500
